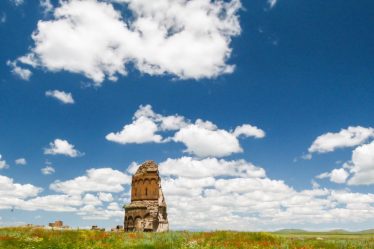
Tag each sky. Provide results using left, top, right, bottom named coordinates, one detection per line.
left=0, top=0, right=374, bottom=231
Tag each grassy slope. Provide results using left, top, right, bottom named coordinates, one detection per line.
left=0, top=227, right=373, bottom=249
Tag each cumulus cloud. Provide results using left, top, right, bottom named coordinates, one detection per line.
left=159, top=157, right=374, bottom=230
left=174, top=120, right=243, bottom=157
left=45, top=90, right=75, bottom=104
left=0, top=175, right=41, bottom=199
left=316, top=168, right=349, bottom=184
left=107, top=105, right=265, bottom=157
left=107, top=202, right=121, bottom=211
left=15, top=158, right=27, bottom=165
left=330, top=168, right=350, bottom=184
left=7, top=60, right=32, bottom=80
left=3, top=192, right=121, bottom=219
left=24, top=195, right=81, bottom=212
left=77, top=199, right=124, bottom=220
left=308, top=126, right=374, bottom=154
left=174, top=119, right=265, bottom=157
left=160, top=157, right=266, bottom=179
left=41, top=166, right=55, bottom=175
left=106, top=116, right=163, bottom=144
left=347, top=140, right=374, bottom=185
left=13, top=0, right=241, bottom=84
left=127, top=161, right=140, bottom=175
left=98, top=192, right=113, bottom=202
left=44, top=139, right=83, bottom=157
left=1, top=158, right=374, bottom=228
left=0, top=155, right=8, bottom=170
left=106, top=104, right=187, bottom=144
left=233, top=124, right=266, bottom=138
left=50, top=168, right=131, bottom=195
left=83, top=193, right=102, bottom=206
left=315, top=140, right=374, bottom=186
left=78, top=204, right=123, bottom=220
left=0, top=169, right=124, bottom=220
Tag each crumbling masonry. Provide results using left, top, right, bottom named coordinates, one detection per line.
left=124, top=161, right=169, bottom=232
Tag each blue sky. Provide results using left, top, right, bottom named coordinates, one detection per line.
left=0, top=0, right=374, bottom=231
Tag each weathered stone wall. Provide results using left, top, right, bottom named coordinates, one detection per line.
left=124, top=161, right=169, bottom=232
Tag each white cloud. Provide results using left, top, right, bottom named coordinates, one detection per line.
left=15, top=158, right=27, bottom=165
left=107, top=105, right=265, bottom=158
left=127, top=161, right=140, bottom=175
left=163, top=177, right=216, bottom=197
left=19, top=193, right=122, bottom=220
left=0, top=170, right=123, bottom=220
left=330, top=191, right=374, bottom=205
left=316, top=168, right=349, bottom=184
left=316, top=172, right=330, bottom=180
left=233, top=124, right=265, bottom=138
left=0, top=155, right=9, bottom=170
left=160, top=157, right=266, bottom=179
left=311, top=180, right=320, bottom=189
left=78, top=205, right=123, bottom=220
left=348, top=140, right=374, bottom=185
left=41, top=166, right=55, bottom=175
left=133, top=104, right=188, bottom=131
left=1, top=158, right=374, bottom=228
left=107, top=202, right=121, bottom=211
left=301, top=153, right=312, bottom=160
left=83, top=193, right=102, bottom=206
left=106, top=116, right=162, bottom=144
left=159, top=115, right=188, bottom=131
left=267, top=0, right=278, bottom=9
left=330, top=168, right=349, bottom=184
left=214, top=177, right=292, bottom=195
left=159, top=157, right=374, bottom=230
left=98, top=192, right=113, bottom=202
left=0, top=175, right=41, bottom=199
left=308, top=126, right=374, bottom=154
left=24, top=195, right=81, bottom=212
left=44, top=139, right=83, bottom=157
left=50, top=168, right=131, bottom=195
left=15, top=0, right=241, bottom=84
left=10, top=0, right=24, bottom=6
left=173, top=120, right=242, bottom=157
left=0, top=172, right=122, bottom=219
left=40, top=0, right=53, bottom=13
left=316, top=140, right=374, bottom=186
left=45, top=90, right=75, bottom=104
left=106, top=104, right=188, bottom=144
left=7, top=60, right=32, bottom=80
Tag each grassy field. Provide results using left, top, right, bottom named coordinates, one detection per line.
left=0, top=227, right=373, bottom=249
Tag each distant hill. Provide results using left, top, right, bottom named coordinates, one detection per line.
left=358, top=229, right=374, bottom=234
left=325, top=229, right=351, bottom=234
left=274, top=228, right=374, bottom=235
left=274, top=229, right=308, bottom=234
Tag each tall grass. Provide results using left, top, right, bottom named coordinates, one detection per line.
left=0, top=227, right=373, bottom=249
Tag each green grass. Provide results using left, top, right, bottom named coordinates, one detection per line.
left=0, top=227, right=373, bottom=249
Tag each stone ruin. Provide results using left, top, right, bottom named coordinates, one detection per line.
left=124, top=160, right=169, bottom=232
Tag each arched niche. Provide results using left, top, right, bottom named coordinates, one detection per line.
left=134, top=216, right=143, bottom=231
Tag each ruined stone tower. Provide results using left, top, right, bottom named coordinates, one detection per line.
left=124, top=161, right=169, bottom=232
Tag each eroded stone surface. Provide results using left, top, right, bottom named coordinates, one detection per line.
left=124, top=161, right=169, bottom=232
